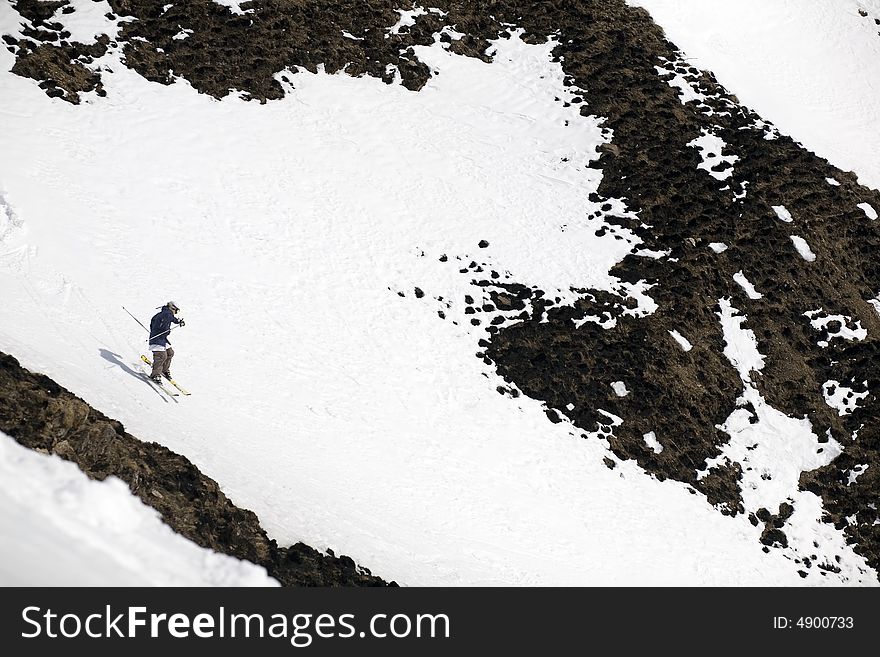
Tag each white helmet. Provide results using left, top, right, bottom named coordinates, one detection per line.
left=167, top=300, right=180, bottom=313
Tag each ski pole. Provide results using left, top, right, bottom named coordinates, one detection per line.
left=122, top=305, right=149, bottom=332
left=148, top=326, right=179, bottom=341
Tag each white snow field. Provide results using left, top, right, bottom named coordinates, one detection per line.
left=630, top=0, right=880, bottom=192
left=0, top=431, right=277, bottom=586
left=0, top=2, right=876, bottom=585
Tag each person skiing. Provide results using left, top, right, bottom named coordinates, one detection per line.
left=148, top=301, right=185, bottom=382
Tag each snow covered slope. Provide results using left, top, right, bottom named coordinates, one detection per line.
left=1, top=1, right=877, bottom=586
left=630, top=0, right=880, bottom=191
left=0, top=432, right=277, bottom=586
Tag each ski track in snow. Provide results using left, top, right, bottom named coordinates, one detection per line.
left=0, top=3, right=876, bottom=585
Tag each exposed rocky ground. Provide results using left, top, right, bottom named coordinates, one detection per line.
left=0, top=351, right=391, bottom=586
left=3, top=0, right=880, bottom=580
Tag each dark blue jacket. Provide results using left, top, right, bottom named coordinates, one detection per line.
left=149, top=307, right=181, bottom=347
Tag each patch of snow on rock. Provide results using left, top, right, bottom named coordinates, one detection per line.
left=772, top=205, right=793, bottom=223
left=858, top=202, right=877, bottom=220
left=687, top=129, right=738, bottom=180
left=822, top=380, right=869, bottom=416
left=643, top=431, right=663, bottom=454
left=790, top=235, right=816, bottom=262
left=669, top=329, right=693, bottom=351
left=733, top=271, right=762, bottom=299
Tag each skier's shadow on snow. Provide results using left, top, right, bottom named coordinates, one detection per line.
left=99, top=349, right=168, bottom=402
left=99, top=349, right=142, bottom=379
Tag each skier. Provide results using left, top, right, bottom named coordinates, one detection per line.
left=148, top=301, right=185, bottom=382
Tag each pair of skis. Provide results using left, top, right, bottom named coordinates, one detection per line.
left=140, top=354, right=191, bottom=396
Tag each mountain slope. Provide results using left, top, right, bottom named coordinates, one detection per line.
left=1, top=0, right=878, bottom=585
left=0, top=351, right=388, bottom=586
left=0, top=427, right=278, bottom=586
